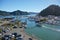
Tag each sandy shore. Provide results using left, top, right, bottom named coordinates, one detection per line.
left=19, top=28, right=38, bottom=40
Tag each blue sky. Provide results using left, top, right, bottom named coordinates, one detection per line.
left=0, top=0, right=60, bottom=12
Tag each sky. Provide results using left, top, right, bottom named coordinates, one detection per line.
left=0, top=0, right=60, bottom=12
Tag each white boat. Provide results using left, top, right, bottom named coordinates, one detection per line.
left=36, top=23, right=42, bottom=27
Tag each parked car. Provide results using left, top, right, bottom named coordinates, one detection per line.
left=12, top=33, right=17, bottom=37
left=2, top=30, right=6, bottom=33
left=4, top=35, right=10, bottom=40
left=16, top=37, right=23, bottom=40
left=13, top=26, right=17, bottom=28
left=16, top=34, right=21, bottom=37
left=19, top=27, right=23, bottom=28
left=29, top=38, right=32, bottom=40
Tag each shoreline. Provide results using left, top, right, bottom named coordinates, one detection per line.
left=24, top=28, right=42, bottom=40
left=20, top=28, right=38, bottom=40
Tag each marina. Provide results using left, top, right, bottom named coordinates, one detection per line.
left=0, top=14, right=60, bottom=40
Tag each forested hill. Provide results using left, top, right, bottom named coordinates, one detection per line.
left=0, top=10, right=29, bottom=16
left=38, top=5, right=60, bottom=16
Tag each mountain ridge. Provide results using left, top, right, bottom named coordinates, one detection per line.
left=0, top=10, right=29, bottom=16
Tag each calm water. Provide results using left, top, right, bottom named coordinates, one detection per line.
left=18, top=14, right=60, bottom=40
left=1, top=14, right=60, bottom=40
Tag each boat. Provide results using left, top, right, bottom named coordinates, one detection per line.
left=36, top=23, right=42, bottom=27
left=28, top=16, right=35, bottom=21
left=35, top=21, right=39, bottom=23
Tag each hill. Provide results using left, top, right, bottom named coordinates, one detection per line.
left=0, top=10, right=29, bottom=16
left=38, top=5, right=60, bottom=16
